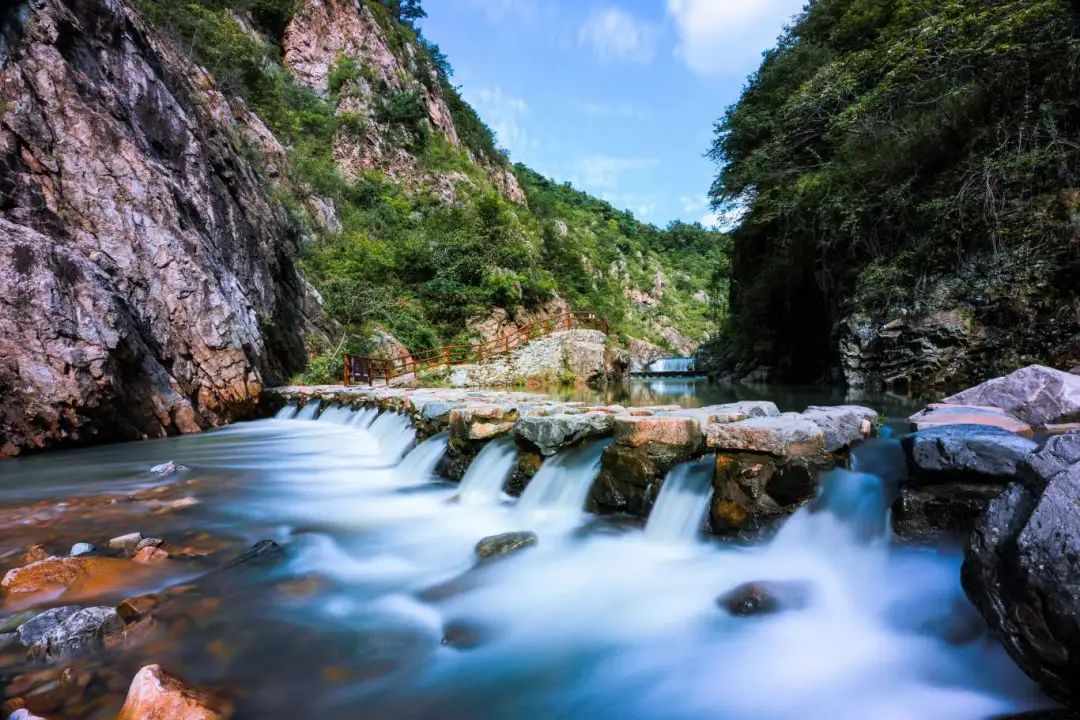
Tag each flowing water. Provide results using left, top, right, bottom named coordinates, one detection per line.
left=647, top=357, right=696, bottom=372
left=0, top=386, right=1053, bottom=719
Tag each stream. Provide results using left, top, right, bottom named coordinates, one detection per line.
left=0, top=382, right=1052, bottom=719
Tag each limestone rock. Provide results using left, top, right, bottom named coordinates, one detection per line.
left=613, top=415, right=702, bottom=449
left=475, top=532, right=538, bottom=561
left=909, top=404, right=1033, bottom=436
left=962, top=431, right=1080, bottom=706
left=27, top=606, right=125, bottom=662
left=514, top=413, right=614, bottom=456
left=802, top=405, right=878, bottom=452
left=705, top=416, right=827, bottom=460
left=943, top=365, right=1080, bottom=427
left=117, top=664, right=228, bottom=720
left=902, top=424, right=1038, bottom=481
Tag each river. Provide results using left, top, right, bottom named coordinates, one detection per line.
left=0, top=381, right=1052, bottom=718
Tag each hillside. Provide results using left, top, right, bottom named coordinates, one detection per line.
left=710, top=0, right=1080, bottom=390
left=138, top=0, right=725, bottom=380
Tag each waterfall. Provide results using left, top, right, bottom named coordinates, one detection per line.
left=771, top=469, right=891, bottom=549
left=457, top=436, right=518, bottom=505
left=395, top=432, right=449, bottom=483
left=647, top=357, right=695, bottom=372
left=644, top=454, right=716, bottom=543
left=294, top=400, right=321, bottom=420
left=349, top=406, right=379, bottom=429
left=274, top=404, right=298, bottom=419
left=516, top=439, right=610, bottom=520
left=367, top=412, right=416, bottom=462
left=317, top=405, right=354, bottom=424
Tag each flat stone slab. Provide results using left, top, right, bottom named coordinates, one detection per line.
left=613, top=415, right=702, bottom=448
left=909, top=403, right=1032, bottom=436
left=705, top=415, right=826, bottom=458
left=514, top=412, right=615, bottom=455
left=802, top=405, right=877, bottom=452
left=662, top=401, right=779, bottom=425
left=902, top=424, right=1038, bottom=481
left=943, top=364, right=1080, bottom=427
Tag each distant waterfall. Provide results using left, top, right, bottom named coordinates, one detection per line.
left=457, top=436, right=518, bottom=504
left=645, top=454, right=715, bottom=543
left=294, top=400, right=321, bottom=420
left=647, top=357, right=695, bottom=372
left=395, top=432, right=449, bottom=483
left=516, top=439, right=610, bottom=520
left=274, top=404, right=298, bottom=419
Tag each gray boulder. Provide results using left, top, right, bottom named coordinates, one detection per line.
left=15, top=606, right=81, bottom=647
left=902, top=424, right=1037, bottom=481
left=943, top=365, right=1080, bottom=427
left=514, top=413, right=614, bottom=456
left=962, top=431, right=1080, bottom=706
left=27, top=606, right=125, bottom=661
left=803, top=405, right=878, bottom=452
left=475, top=531, right=538, bottom=561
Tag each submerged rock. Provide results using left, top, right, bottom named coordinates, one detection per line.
left=943, top=365, right=1080, bottom=428
left=117, top=664, right=228, bottom=720
left=1, top=556, right=145, bottom=604
left=27, top=606, right=125, bottom=662
left=475, top=532, right=538, bottom=561
left=718, top=581, right=812, bottom=617
left=150, top=461, right=187, bottom=476
left=962, top=431, right=1080, bottom=706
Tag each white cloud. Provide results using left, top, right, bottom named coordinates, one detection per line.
left=464, top=86, right=532, bottom=154
left=679, top=195, right=710, bottom=213
left=578, top=7, right=658, bottom=64
left=581, top=100, right=650, bottom=121
left=666, top=0, right=806, bottom=77
left=701, top=204, right=746, bottom=231
left=572, top=155, right=660, bottom=189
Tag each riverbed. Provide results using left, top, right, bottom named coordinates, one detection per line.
left=0, top=382, right=1053, bottom=718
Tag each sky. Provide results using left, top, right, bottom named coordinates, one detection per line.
left=420, top=0, right=807, bottom=228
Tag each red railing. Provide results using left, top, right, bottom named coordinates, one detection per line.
left=343, top=311, right=609, bottom=385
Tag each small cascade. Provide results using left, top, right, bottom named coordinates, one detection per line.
left=273, top=404, right=298, bottom=420
left=772, top=469, right=891, bottom=548
left=395, top=432, right=449, bottom=483
left=647, top=357, right=695, bottom=372
left=457, top=436, right=518, bottom=504
left=317, top=405, right=354, bottom=424
left=367, top=412, right=416, bottom=462
left=515, top=439, right=610, bottom=520
left=294, top=400, right=321, bottom=421
left=349, top=406, right=379, bottom=429
left=644, top=454, right=716, bottom=543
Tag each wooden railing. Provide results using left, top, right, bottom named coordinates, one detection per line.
left=343, top=311, right=609, bottom=385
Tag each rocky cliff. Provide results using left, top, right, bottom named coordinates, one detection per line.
left=0, top=0, right=325, bottom=456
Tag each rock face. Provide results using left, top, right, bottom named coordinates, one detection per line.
left=962, top=431, right=1080, bottom=707
left=117, top=664, right=227, bottom=720
left=942, top=365, right=1080, bottom=428
left=0, top=0, right=321, bottom=456
left=446, top=330, right=620, bottom=387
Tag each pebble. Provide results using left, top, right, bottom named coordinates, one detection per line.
left=69, top=542, right=95, bottom=556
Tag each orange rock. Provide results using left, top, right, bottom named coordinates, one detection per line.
left=1, top=556, right=153, bottom=607
left=613, top=415, right=701, bottom=448
left=117, top=665, right=229, bottom=720
left=22, top=545, right=47, bottom=564
left=133, top=546, right=170, bottom=563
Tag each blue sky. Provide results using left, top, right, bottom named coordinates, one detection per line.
left=420, top=0, right=806, bottom=228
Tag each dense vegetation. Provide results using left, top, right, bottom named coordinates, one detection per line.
left=136, top=0, right=724, bottom=381
left=711, top=0, right=1080, bottom=381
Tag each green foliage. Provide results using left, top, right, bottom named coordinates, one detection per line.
left=711, top=0, right=1080, bottom=379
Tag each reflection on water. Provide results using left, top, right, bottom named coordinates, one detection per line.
left=0, top=386, right=1049, bottom=720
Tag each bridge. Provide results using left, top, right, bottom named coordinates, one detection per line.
left=343, top=311, right=608, bottom=385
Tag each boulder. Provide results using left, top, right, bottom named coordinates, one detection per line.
left=962, top=431, right=1080, bottom=706
left=117, top=664, right=228, bottom=720
left=717, top=580, right=813, bottom=617
left=450, top=405, right=519, bottom=441
left=109, top=533, right=143, bottom=556
left=475, top=532, right=538, bottom=561
left=514, top=413, right=614, bottom=456
left=26, top=606, right=125, bottom=662
left=705, top=415, right=827, bottom=460
left=902, top=424, right=1037, bottom=481
left=612, top=415, right=702, bottom=449
left=909, top=403, right=1032, bottom=436
left=943, top=365, right=1080, bottom=427
left=15, top=606, right=81, bottom=647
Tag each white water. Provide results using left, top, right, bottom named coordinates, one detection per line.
left=645, top=454, right=716, bottom=543
left=457, top=435, right=517, bottom=505
left=515, top=439, right=610, bottom=524
left=349, top=406, right=379, bottom=429
left=294, top=400, right=321, bottom=420
left=395, top=432, right=449, bottom=484
left=367, top=412, right=416, bottom=462
left=317, top=404, right=356, bottom=424
left=648, top=356, right=695, bottom=372
left=274, top=403, right=299, bottom=419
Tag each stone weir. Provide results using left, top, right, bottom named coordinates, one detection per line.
left=263, top=386, right=879, bottom=536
